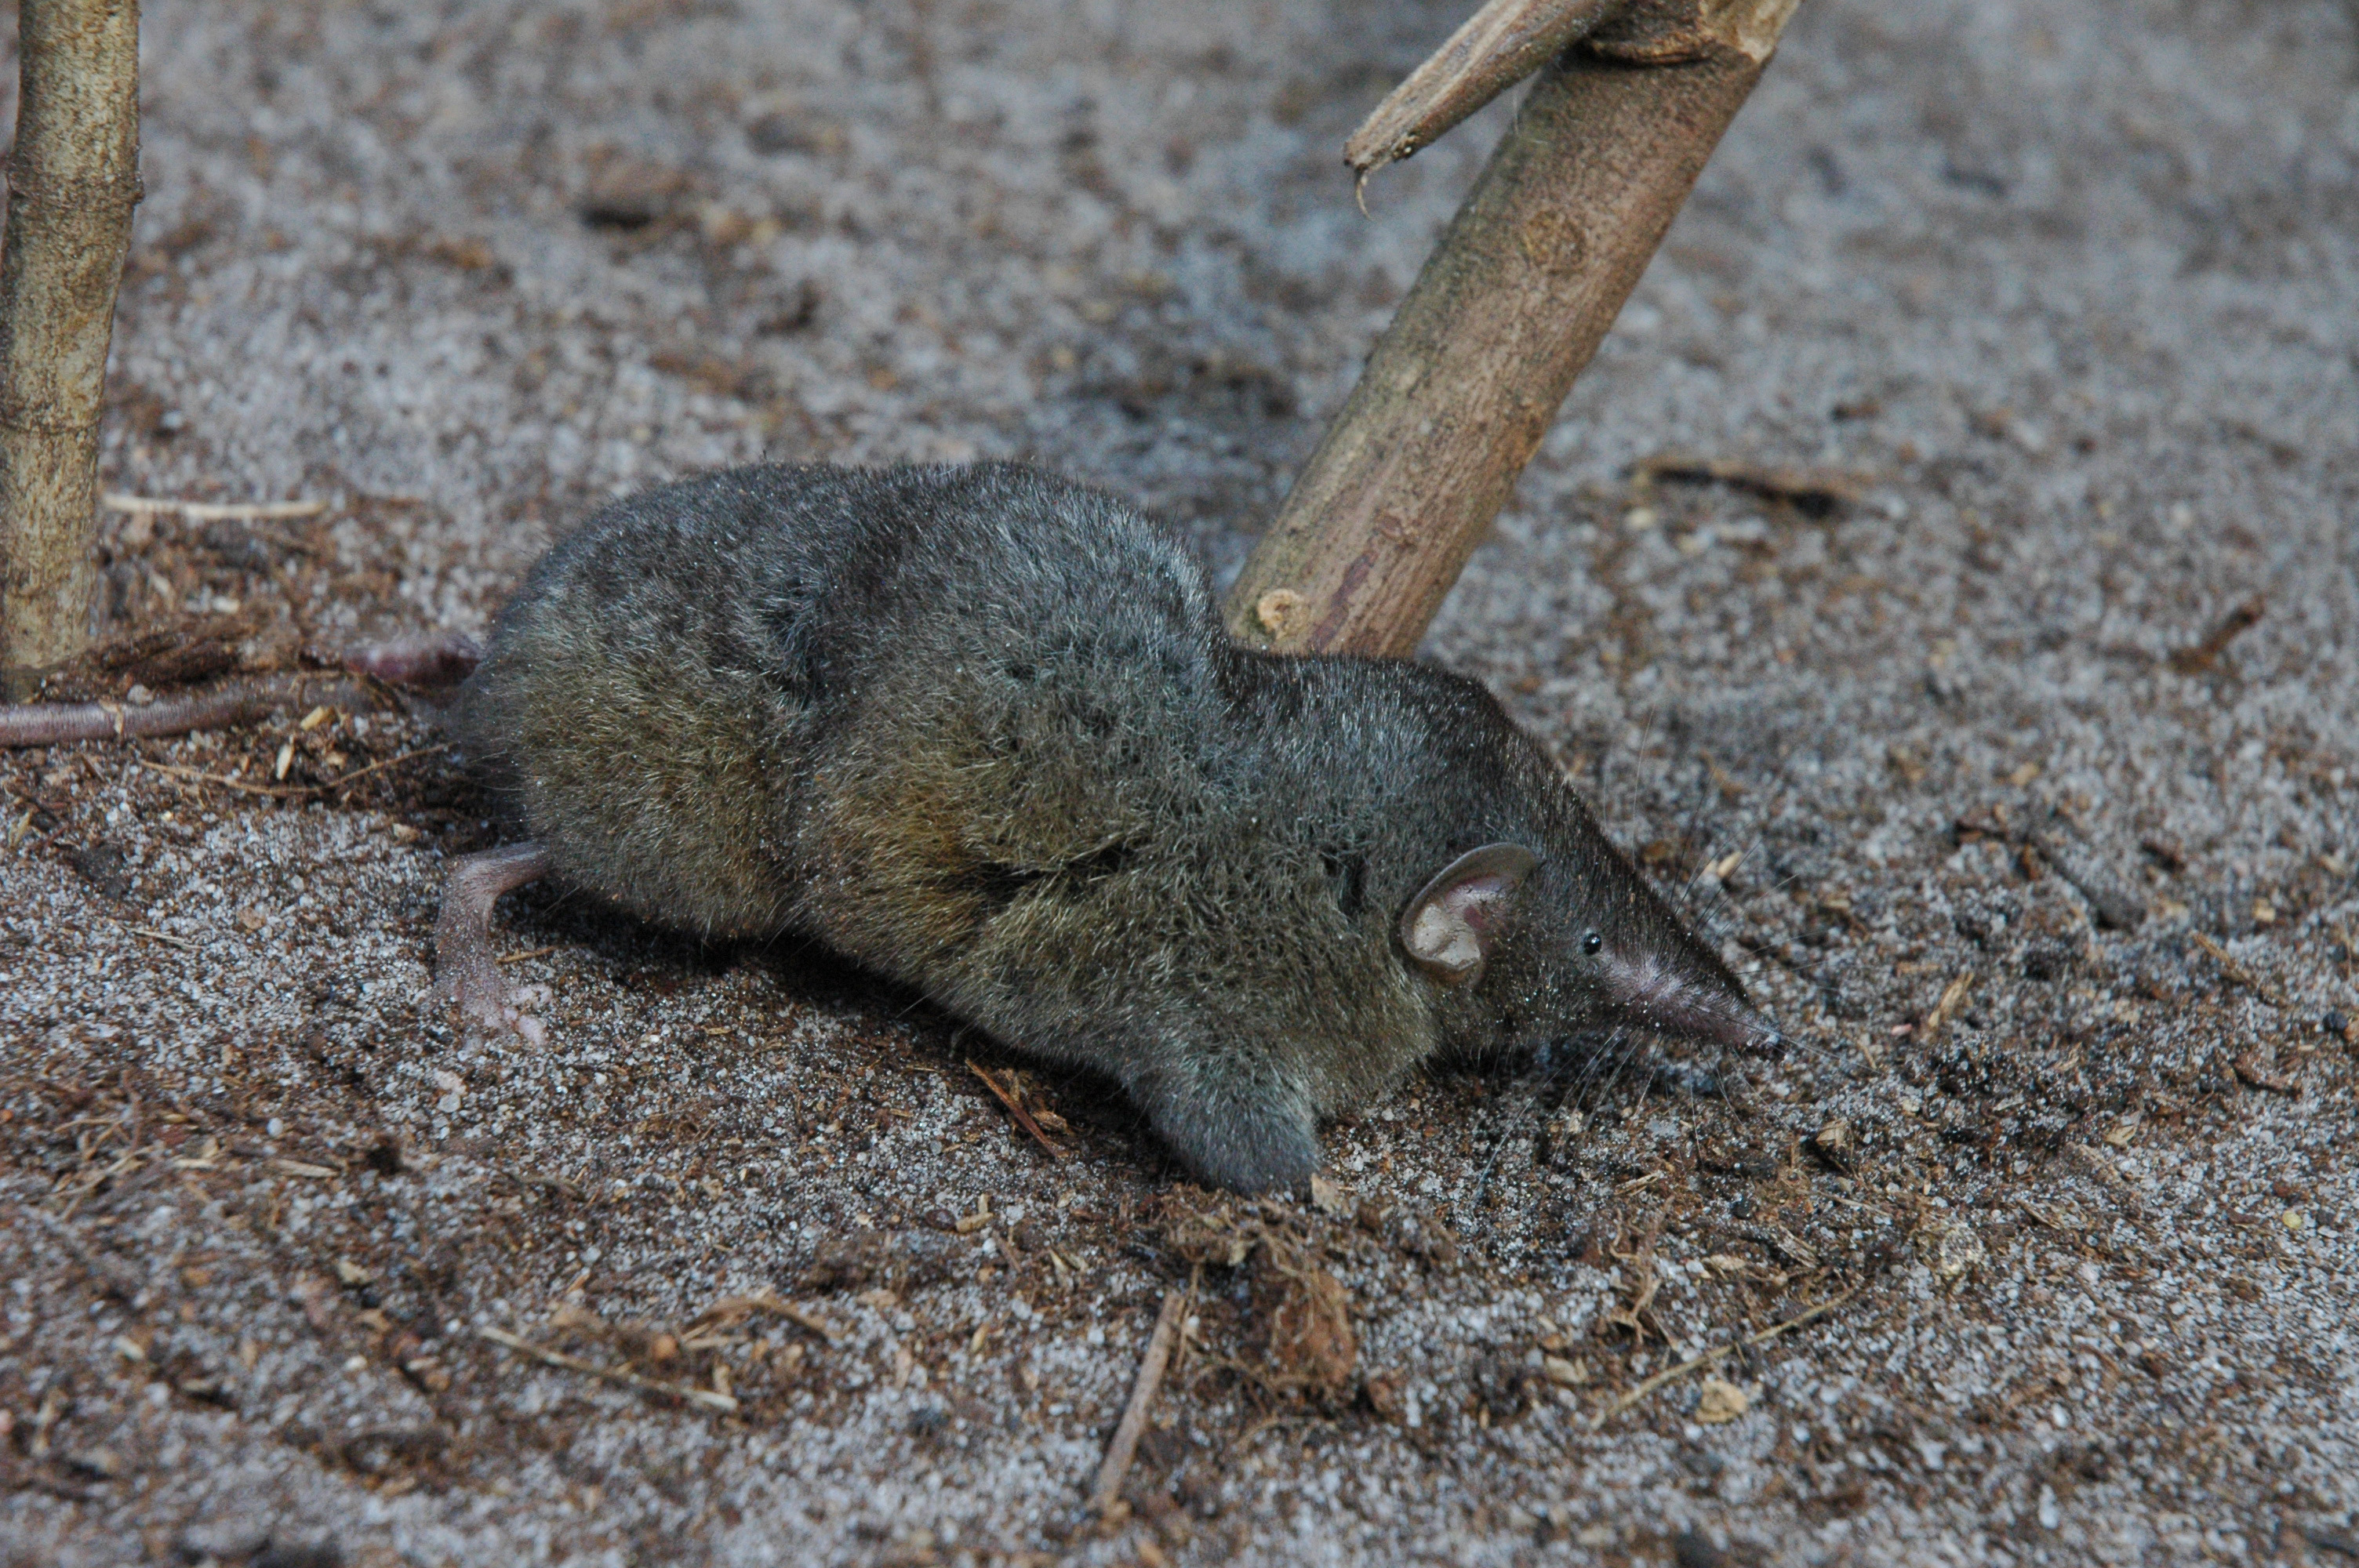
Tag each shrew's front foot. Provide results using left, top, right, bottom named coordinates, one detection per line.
left=434, top=843, right=554, bottom=1043
left=1139, top=1065, right=1319, bottom=1196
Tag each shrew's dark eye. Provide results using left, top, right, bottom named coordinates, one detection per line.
left=1582, top=931, right=1603, bottom=956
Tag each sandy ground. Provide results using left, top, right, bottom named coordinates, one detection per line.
left=4, top=0, right=2357, bottom=1564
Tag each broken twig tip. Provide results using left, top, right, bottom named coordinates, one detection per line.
left=1343, top=0, right=1621, bottom=178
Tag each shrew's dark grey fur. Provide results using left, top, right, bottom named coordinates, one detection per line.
left=460, top=463, right=1771, bottom=1193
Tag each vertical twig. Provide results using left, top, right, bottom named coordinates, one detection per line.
left=0, top=0, right=144, bottom=694
left=1089, top=1288, right=1187, bottom=1515
left=1225, top=0, right=1801, bottom=658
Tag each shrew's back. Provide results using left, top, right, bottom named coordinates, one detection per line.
left=458, top=463, right=1223, bottom=944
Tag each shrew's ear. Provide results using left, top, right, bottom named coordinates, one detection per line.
left=1398, top=842, right=1539, bottom=986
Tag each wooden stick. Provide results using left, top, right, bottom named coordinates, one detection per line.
left=967, top=1058, right=1069, bottom=1160
left=478, top=1325, right=739, bottom=1413
left=1224, top=0, right=1801, bottom=658
left=0, top=0, right=145, bottom=690
left=1089, top=1289, right=1187, bottom=1515
left=1591, top=1279, right=1860, bottom=1426
left=0, top=673, right=387, bottom=748
left=103, top=494, right=328, bottom=521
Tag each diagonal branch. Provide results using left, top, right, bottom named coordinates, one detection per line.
left=1226, top=0, right=1803, bottom=659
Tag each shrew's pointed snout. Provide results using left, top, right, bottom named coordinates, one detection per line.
left=1599, top=949, right=1786, bottom=1060
left=1637, top=986, right=1786, bottom=1061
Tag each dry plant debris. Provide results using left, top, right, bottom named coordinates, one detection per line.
left=2165, top=594, right=2266, bottom=676
left=1161, top=1198, right=1358, bottom=1403
left=1593, top=1280, right=1866, bottom=1427
left=477, top=1325, right=739, bottom=1414
left=1630, top=450, right=1869, bottom=517
left=965, top=1058, right=1072, bottom=1160
left=1248, top=1236, right=1358, bottom=1402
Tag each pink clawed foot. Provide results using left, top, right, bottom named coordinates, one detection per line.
left=435, top=842, right=554, bottom=1042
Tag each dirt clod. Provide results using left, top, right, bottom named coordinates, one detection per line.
left=799, top=1229, right=959, bottom=1294
left=1251, top=1237, right=1356, bottom=1402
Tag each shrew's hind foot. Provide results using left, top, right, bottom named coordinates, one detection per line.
left=435, top=842, right=554, bottom=1043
